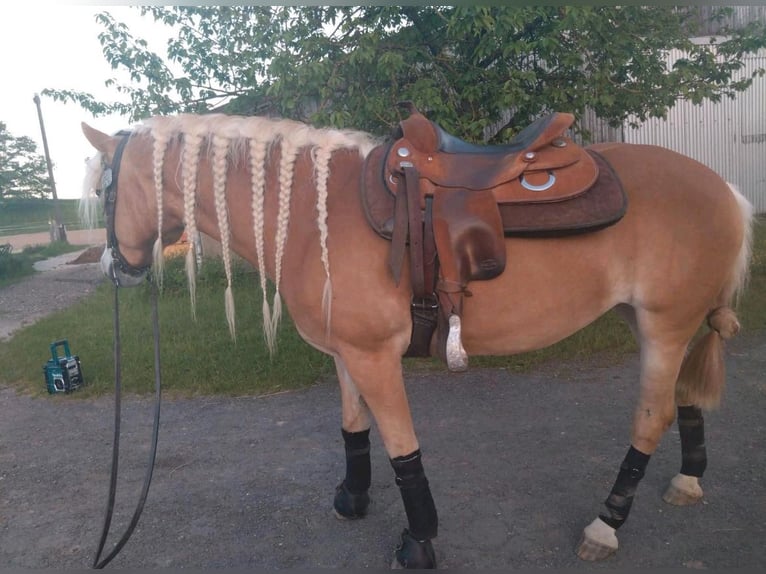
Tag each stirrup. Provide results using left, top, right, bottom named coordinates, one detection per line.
left=446, top=314, right=468, bottom=372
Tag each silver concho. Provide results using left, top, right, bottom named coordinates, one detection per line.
left=99, top=168, right=113, bottom=195
left=520, top=171, right=556, bottom=192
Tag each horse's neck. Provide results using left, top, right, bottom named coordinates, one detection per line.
left=160, top=140, right=359, bottom=282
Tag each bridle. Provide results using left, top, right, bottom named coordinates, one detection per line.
left=92, top=130, right=163, bottom=569
left=98, top=130, right=151, bottom=282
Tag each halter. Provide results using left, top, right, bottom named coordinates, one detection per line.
left=98, top=130, right=151, bottom=282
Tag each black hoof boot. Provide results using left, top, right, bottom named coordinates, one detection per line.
left=333, top=481, right=370, bottom=519
left=392, top=529, right=436, bottom=569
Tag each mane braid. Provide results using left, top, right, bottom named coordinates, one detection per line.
left=249, top=138, right=275, bottom=354
left=128, top=113, right=380, bottom=353
left=181, top=127, right=205, bottom=319
left=270, top=135, right=299, bottom=345
left=312, top=144, right=335, bottom=340
left=151, top=123, right=173, bottom=286
left=212, top=134, right=237, bottom=340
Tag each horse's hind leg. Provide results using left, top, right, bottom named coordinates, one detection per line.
left=614, top=305, right=707, bottom=506
left=333, top=356, right=373, bottom=519
left=578, top=311, right=692, bottom=561
left=662, top=405, right=706, bottom=505
left=663, top=305, right=741, bottom=506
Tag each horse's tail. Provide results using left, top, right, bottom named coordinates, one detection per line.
left=675, top=183, right=754, bottom=410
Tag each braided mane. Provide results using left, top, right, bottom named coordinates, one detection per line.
left=136, top=114, right=379, bottom=352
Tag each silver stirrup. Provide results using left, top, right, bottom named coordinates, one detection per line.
left=446, top=314, right=468, bottom=372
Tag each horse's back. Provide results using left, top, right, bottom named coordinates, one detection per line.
left=589, top=142, right=739, bottom=214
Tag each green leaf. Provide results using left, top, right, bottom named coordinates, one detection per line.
left=45, top=6, right=766, bottom=136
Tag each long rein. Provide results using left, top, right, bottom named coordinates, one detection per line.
left=92, top=132, right=163, bottom=568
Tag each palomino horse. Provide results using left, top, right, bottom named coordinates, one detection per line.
left=81, top=110, right=752, bottom=568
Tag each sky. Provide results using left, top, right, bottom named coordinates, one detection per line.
left=0, top=3, right=170, bottom=199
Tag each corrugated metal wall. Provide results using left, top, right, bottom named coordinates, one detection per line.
left=691, top=5, right=766, bottom=35
left=621, top=47, right=766, bottom=213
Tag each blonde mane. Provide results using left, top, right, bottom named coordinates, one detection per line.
left=81, top=153, right=104, bottom=229
left=135, top=113, right=380, bottom=350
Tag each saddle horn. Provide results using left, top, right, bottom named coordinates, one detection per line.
left=397, top=101, right=420, bottom=116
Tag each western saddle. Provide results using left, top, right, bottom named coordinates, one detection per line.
left=361, top=102, right=627, bottom=370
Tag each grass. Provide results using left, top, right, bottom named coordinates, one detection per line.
left=735, top=216, right=766, bottom=333
left=0, top=198, right=100, bottom=235
left=0, top=241, right=87, bottom=287
left=0, top=217, right=764, bottom=398
left=0, top=256, right=334, bottom=397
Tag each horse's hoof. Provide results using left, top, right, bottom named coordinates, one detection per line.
left=576, top=518, right=618, bottom=561
left=333, top=481, right=370, bottom=520
left=663, top=473, right=703, bottom=506
left=391, top=529, right=436, bottom=569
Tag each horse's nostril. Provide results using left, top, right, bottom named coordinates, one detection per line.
left=99, top=248, right=147, bottom=287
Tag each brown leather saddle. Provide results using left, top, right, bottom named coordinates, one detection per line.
left=361, top=103, right=627, bottom=369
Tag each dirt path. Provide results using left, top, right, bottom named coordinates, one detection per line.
left=0, top=332, right=764, bottom=568
left=0, top=249, right=105, bottom=341
left=1, top=229, right=105, bottom=252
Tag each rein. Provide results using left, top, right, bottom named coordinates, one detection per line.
left=92, top=133, right=163, bottom=568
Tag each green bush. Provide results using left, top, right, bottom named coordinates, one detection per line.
left=0, top=243, right=25, bottom=279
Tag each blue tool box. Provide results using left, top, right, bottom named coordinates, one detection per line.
left=43, top=339, right=84, bottom=394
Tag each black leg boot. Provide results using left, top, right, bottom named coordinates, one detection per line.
left=334, top=428, right=371, bottom=519
left=390, top=449, right=438, bottom=569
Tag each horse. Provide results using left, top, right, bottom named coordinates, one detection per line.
left=81, top=110, right=752, bottom=569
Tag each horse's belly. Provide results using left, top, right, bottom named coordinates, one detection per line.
left=459, top=233, right=625, bottom=356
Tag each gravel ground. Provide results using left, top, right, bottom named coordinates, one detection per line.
left=0, top=244, right=764, bottom=569
left=0, top=249, right=105, bottom=340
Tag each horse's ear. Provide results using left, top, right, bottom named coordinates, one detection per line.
left=81, top=122, right=119, bottom=157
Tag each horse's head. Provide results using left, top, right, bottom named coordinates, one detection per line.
left=81, top=123, right=166, bottom=287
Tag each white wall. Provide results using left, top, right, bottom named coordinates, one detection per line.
left=622, top=47, right=766, bottom=213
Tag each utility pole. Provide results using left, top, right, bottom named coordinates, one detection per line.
left=33, top=93, right=67, bottom=243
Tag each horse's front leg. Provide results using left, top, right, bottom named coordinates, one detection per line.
left=577, top=338, right=688, bottom=561
left=333, top=356, right=373, bottom=520
left=337, top=347, right=438, bottom=569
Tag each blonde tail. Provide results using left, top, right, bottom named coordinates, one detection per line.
left=676, top=184, right=752, bottom=411
left=676, top=307, right=741, bottom=410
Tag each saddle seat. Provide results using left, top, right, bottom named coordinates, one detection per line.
left=435, top=113, right=565, bottom=155
left=361, top=103, right=627, bottom=371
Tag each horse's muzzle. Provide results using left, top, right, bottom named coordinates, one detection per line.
left=100, top=248, right=148, bottom=287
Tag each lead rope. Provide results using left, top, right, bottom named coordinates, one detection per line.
left=93, top=277, right=162, bottom=568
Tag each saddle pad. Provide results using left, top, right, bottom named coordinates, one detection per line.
left=499, top=149, right=626, bottom=236
left=361, top=146, right=627, bottom=239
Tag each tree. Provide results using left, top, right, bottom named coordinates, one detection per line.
left=45, top=5, right=766, bottom=142
left=0, top=121, right=51, bottom=201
